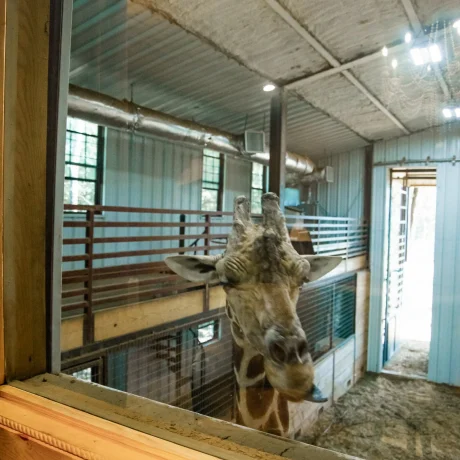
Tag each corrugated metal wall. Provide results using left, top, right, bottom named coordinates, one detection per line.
left=63, top=128, right=255, bottom=270
left=315, top=148, right=366, bottom=220
left=367, top=124, right=460, bottom=386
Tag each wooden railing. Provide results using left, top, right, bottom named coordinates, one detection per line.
left=62, top=204, right=367, bottom=344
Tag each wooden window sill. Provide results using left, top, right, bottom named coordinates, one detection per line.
left=5, top=373, right=361, bottom=460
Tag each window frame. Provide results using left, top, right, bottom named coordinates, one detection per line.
left=64, top=121, right=105, bottom=212
left=201, top=149, right=224, bottom=212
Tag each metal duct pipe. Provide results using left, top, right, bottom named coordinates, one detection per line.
left=67, top=84, right=316, bottom=176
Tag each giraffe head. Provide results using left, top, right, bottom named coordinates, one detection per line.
left=165, top=193, right=341, bottom=402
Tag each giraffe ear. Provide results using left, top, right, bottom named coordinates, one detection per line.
left=165, top=255, right=221, bottom=283
left=301, top=255, right=342, bottom=282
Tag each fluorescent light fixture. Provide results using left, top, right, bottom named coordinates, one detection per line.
left=391, top=59, right=398, bottom=69
left=405, top=32, right=412, bottom=43
left=455, top=108, right=460, bottom=118
left=429, top=44, right=442, bottom=63
left=382, top=46, right=388, bottom=57
left=454, top=19, right=460, bottom=34
left=410, top=44, right=442, bottom=65
left=263, top=84, right=276, bottom=92
left=442, top=108, right=452, bottom=118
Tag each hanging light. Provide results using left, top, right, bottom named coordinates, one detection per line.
left=263, top=84, right=276, bottom=92
left=454, top=19, right=460, bottom=35
left=405, top=32, right=412, bottom=43
left=382, top=46, right=388, bottom=57
left=391, top=59, right=398, bottom=69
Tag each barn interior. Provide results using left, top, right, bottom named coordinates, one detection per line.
left=2, top=0, right=460, bottom=459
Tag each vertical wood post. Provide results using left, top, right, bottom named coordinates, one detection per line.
left=83, top=210, right=95, bottom=345
left=0, top=0, right=5, bottom=385
left=3, top=0, right=51, bottom=381
left=269, top=87, right=287, bottom=208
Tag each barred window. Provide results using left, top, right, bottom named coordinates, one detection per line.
left=251, top=162, right=267, bottom=214
left=201, top=149, right=223, bottom=211
left=65, top=117, right=104, bottom=208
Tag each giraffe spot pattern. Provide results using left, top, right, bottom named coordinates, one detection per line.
left=246, top=354, right=264, bottom=379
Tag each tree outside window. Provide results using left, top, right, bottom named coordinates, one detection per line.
left=251, top=162, right=267, bottom=214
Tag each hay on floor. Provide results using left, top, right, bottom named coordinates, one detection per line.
left=300, top=374, right=460, bottom=460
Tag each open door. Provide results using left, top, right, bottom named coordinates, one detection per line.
left=383, top=172, right=408, bottom=365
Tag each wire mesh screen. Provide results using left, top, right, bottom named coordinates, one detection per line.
left=63, top=274, right=356, bottom=421
left=63, top=311, right=236, bottom=421
left=298, top=274, right=357, bottom=362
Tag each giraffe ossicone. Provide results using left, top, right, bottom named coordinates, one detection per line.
left=165, top=193, right=342, bottom=437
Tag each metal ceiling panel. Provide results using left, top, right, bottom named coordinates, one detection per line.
left=70, top=0, right=368, bottom=158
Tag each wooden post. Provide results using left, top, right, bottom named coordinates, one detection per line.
left=83, top=210, right=95, bottom=345
left=268, top=87, right=287, bottom=209
left=0, top=0, right=5, bottom=385
left=364, top=145, right=373, bottom=259
left=3, top=0, right=51, bottom=381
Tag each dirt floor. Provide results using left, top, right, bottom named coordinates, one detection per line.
left=383, top=341, right=429, bottom=378
left=300, top=374, right=460, bottom=460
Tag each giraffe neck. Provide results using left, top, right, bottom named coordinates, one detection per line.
left=232, top=329, right=290, bottom=438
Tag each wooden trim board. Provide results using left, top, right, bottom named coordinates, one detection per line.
left=12, top=374, right=362, bottom=460
left=0, top=385, right=223, bottom=460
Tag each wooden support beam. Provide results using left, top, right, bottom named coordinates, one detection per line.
left=269, top=87, right=287, bottom=207
left=0, top=0, right=6, bottom=386
left=3, top=0, right=51, bottom=380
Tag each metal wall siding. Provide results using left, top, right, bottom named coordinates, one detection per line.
left=316, top=148, right=366, bottom=220
left=368, top=125, right=460, bottom=384
left=63, top=129, right=256, bottom=270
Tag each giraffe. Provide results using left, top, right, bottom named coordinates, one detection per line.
left=165, top=193, right=342, bottom=438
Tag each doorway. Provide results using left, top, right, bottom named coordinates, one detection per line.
left=382, top=169, right=436, bottom=378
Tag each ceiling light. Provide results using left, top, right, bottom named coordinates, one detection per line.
left=454, top=19, right=460, bottom=34
left=429, top=44, right=442, bottom=63
left=405, top=32, right=412, bottom=43
left=391, top=59, right=398, bottom=69
left=455, top=108, right=460, bottom=118
left=410, top=45, right=442, bottom=66
left=263, top=84, right=276, bottom=92
left=443, top=108, right=452, bottom=119
left=382, top=46, right=388, bottom=57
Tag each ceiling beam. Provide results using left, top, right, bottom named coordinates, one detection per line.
left=399, top=0, right=451, bottom=99
left=264, top=0, right=410, bottom=135
left=285, top=43, right=406, bottom=88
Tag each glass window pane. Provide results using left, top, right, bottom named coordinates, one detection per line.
left=202, top=189, right=218, bottom=211
left=72, top=368, right=92, bottom=382
left=251, top=189, right=263, bottom=214
left=198, top=321, right=216, bottom=344
left=65, top=179, right=96, bottom=206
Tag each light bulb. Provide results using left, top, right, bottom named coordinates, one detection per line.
left=405, top=32, right=412, bottom=43
left=382, top=46, right=388, bottom=57
left=391, top=59, right=398, bottom=69
left=455, top=108, right=460, bottom=118
left=429, top=44, right=442, bottom=63
left=263, top=84, right=276, bottom=92
left=442, top=108, right=452, bottom=119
